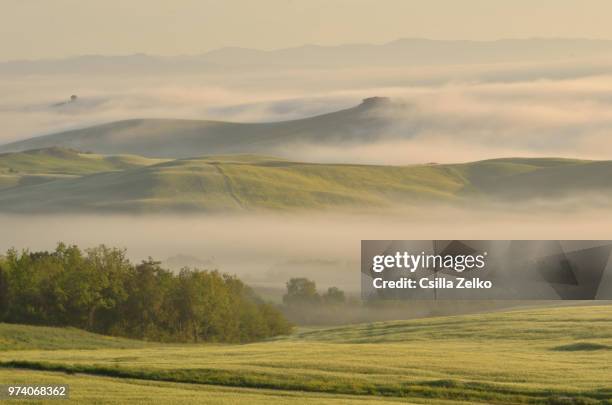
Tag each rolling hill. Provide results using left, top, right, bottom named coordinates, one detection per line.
left=0, top=97, right=397, bottom=158
left=0, top=147, right=167, bottom=190
left=0, top=150, right=609, bottom=213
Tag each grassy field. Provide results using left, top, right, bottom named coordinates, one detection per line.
left=0, top=369, right=467, bottom=405
left=0, top=323, right=147, bottom=351
left=0, top=305, right=610, bottom=404
left=0, top=150, right=610, bottom=212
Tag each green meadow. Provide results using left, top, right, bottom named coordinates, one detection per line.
left=1, top=305, right=610, bottom=404
left=0, top=147, right=166, bottom=191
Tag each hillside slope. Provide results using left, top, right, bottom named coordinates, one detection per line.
left=290, top=304, right=612, bottom=343
left=0, top=147, right=167, bottom=190
left=0, top=154, right=609, bottom=213
left=0, top=155, right=464, bottom=212
left=447, top=157, right=612, bottom=198
left=0, top=323, right=145, bottom=351
left=0, top=98, right=396, bottom=158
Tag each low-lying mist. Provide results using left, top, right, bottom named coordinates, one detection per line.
left=4, top=58, right=612, bottom=163
left=2, top=208, right=612, bottom=294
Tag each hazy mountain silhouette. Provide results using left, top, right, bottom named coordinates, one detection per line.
left=0, top=97, right=398, bottom=158
left=2, top=38, right=612, bottom=74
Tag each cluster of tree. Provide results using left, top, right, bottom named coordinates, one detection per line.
left=283, top=278, right=347, bottom=306
left=281, top=278, right=353, bottom=325
left=0, top=243, right=291, bottom=343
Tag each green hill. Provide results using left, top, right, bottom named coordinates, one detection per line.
left=0, top=98, right=394, bottom=158
left=0, top=154, right=608, bottom=213
left=467, top=159, right=612, bottom=199
left=0, top=147, right=167, bottom=191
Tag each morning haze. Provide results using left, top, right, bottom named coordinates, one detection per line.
left=1, top=3, right=612, bottom=403
left=2, top=0, right=612, bottom=61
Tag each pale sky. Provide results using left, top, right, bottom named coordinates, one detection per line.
left=1, top=0, right=612, bottom=61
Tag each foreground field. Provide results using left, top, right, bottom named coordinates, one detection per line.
left=0, top=369, right=469, bottom=405
left=0, top=306, right=611, bottom=404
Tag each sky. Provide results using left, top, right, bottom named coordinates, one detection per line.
left=2, top=0, right=612, bottom=61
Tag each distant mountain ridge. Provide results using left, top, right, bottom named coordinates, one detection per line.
left=2, top=38, right=612, bottom=74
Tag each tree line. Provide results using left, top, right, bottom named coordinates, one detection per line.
left=0, top=243, right=291, bottom=343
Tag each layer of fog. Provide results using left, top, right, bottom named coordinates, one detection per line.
left=2, top=57, right=612, bottom=163
left=2, top=209, right=612, bottom=294
left=0, top=71, right=612, bottom=164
